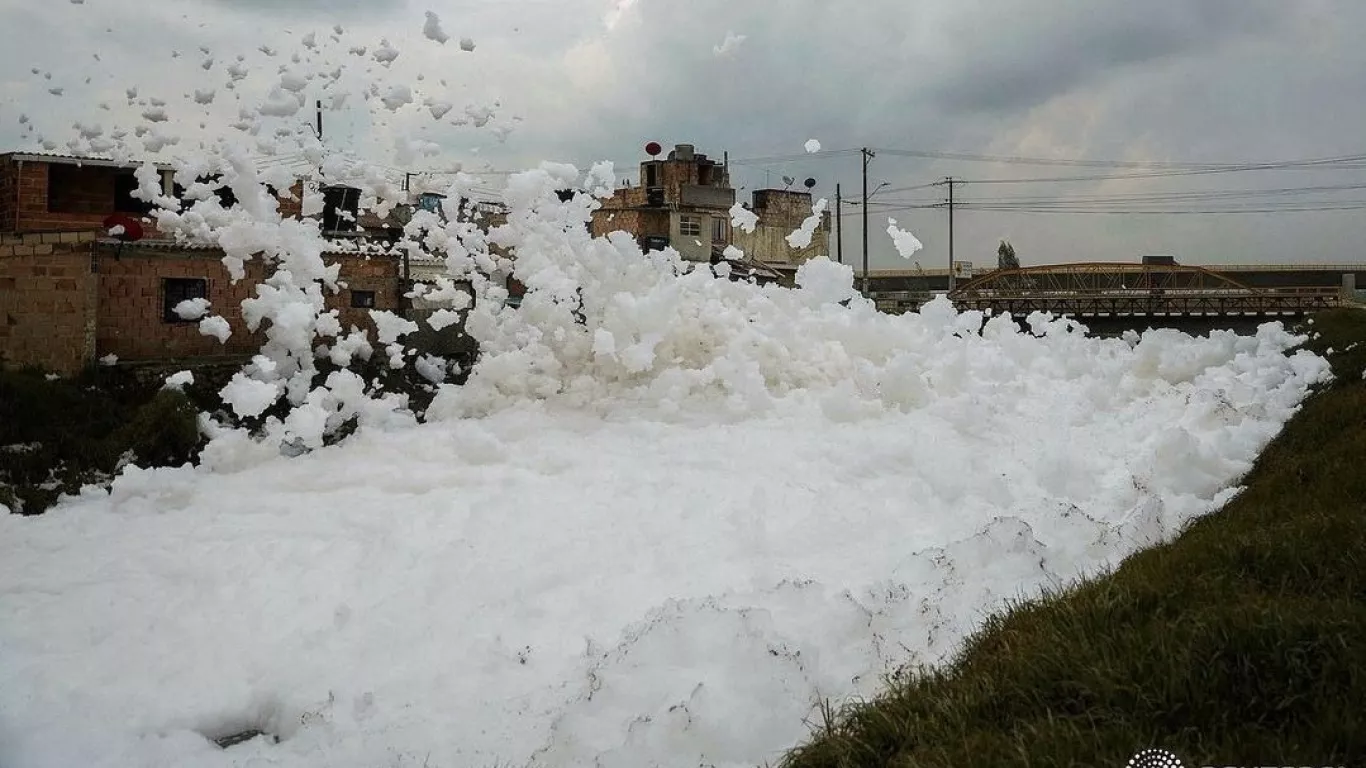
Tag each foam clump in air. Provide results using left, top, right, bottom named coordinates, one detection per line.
left=887, top=217, right=924, bottom=258
left=422, top=11, right=450, bottom=44
left=729, top=201, right=758, bottom=234
left=173, top=297, right=211, bottom=321
left=784, top=198, right=828, bottom=249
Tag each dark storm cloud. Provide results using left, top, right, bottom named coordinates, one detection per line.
left=925, top=1, right=1291, bottom=115
left=3, top=0, right=1364, bottom=266
left=197, top=0, right=403, bottom=16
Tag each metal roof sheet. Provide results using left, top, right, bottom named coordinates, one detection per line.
left=2, top=150, right=174, bottom=171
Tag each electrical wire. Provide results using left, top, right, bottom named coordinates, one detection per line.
left=958, top=182, right=1366, bottom=206
left=727, top=149, right=861, bottom=166
left=957, top=202, right=1366, bottom=215
left=872, top=147, right=1366, bottom=171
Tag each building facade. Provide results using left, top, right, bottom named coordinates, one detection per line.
left=590, top=143, right=832, bottom=280
left=731, top=188, right=832, bottom=282
left=0, top=151, right=402, bottom=375
left=590, top=143, right=736, bottom=263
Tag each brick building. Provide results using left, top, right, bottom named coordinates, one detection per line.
left=0, top=151, right=404, bottom=375
left=590, top=143, right=736, bottom=263
left=731, top=188, right=833, bottom=282
left=590, top=143, right=831, bottom=280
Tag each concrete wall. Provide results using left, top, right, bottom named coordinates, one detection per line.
left=671, top=211, right=728, bottom=262
left=733, top=224, right=814, bottom=266
left=0, top=232, right=98, bottom=374
left=679, top=184, right=735, bottom=209
left=733, top=189, right=831, bottom=266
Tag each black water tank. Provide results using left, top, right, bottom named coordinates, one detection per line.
left=1142, top=254, right=1177, bottom=266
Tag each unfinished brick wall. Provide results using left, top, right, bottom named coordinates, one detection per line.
left=7, top=161, right=159, bottom=234
left=0, top=156, right=15, bottom=233
left=0, top=157, right=302, bottom=236
left=95, top=251, right=267, bottom=361
left=334, top=254, right=402, bottom=332
left=598, top=187, right=649, bottom=213
left=10, top=160, right=165, bottom=233
left=589, top=207, right=669, bottom=239
left=0, top=232, right=98, bottom=375
left=644, top=152, right=730, bottom=201
left=733, top=190, right=832, bottom=266
left=94, top=247, right=403, bottom=362
left=277, top=180, right=304, bottom=220
left=751, top=189, right=817, bottom=221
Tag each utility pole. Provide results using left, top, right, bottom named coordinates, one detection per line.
left=835, top=183, right=843, bottom=264
left=945, top=176, right=957, bottom=293
left=861, top=148, right=874, bottom=296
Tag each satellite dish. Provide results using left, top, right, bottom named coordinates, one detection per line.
left=645, top=141, right=662, bottom=157
left=803, top=177, right=816, bottom=189
left=781, top=175, right=795, bottom=187
left=102, top=213, right=144, bottom=241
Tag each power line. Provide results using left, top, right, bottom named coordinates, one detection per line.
left=958, top=202, right=1366, bottom=215
left=964, top=164, right=1366, bottom=184
left=836, top=203, right=941, bottom=217
left=871, top=146, right=1366, bottom=171
left=960, top=182, right=1366, bottom=206
left=728, top=148, right=860, bottom=166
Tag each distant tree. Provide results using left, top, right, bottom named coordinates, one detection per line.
left=997, top=239, right=1019, bottom=270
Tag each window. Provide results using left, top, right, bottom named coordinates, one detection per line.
left=322, top=185, right=361, bottom=232
left=163, top=278, right=208, bottom=323
left=350, top=290, right=376, bottom=309
left=47, top=165, right=93, bottom=213
left=505, top=276, right=526, bottom=308
left=114, top=172, right=155, bottom=215
left=711, top=216, right=728, bottom=243
left=679, top=215, right=701, bottom=237
left=644, top=163, right=658, bottom=188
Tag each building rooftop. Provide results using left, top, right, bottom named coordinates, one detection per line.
left=2, top=150, right=175, bottom=171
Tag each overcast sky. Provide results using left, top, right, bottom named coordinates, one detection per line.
left=2, top=0, right=1365, bottom=269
